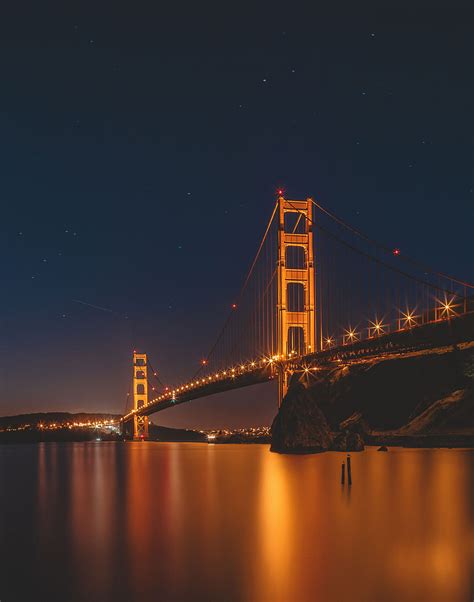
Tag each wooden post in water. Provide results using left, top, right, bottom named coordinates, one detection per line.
left=347, top=454, right=352, bottom=485
left=341, top=462, right=345, bottom=484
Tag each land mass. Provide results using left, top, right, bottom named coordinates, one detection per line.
left=271, top=341, right=474, bottom=453
left=0, top=412, right=206, bottom=444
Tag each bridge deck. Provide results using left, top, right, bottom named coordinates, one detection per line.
left=122, top=312, right=474, bottom=422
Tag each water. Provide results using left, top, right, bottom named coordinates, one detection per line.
left=0, top=442, right=472, bottom=601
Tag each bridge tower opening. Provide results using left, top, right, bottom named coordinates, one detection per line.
left=277, top=197, right=316, bottom=406
left=133, top=351, right=149, bottom=440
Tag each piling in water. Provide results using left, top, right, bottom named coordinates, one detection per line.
left=341, top=462, right=345, bottom=484
left=347, top=454, right=352, bottom=485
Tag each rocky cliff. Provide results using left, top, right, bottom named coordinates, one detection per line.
left=270, top=382, right=333, bottom=453
left=271, top=342, right=474, bottom=453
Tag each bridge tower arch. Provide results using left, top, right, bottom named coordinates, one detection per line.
left=133, top=351, right=149, bottom=440
left=277, top=197, right=316, bottom=406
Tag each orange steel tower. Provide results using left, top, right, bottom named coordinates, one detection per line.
left=133, top=351, right=149, bottom=439
left=277, top=197, right=316, bottom=406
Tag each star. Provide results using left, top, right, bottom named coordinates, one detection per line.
left=262, top=78, right=267, bottom=83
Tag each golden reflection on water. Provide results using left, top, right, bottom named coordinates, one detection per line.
left=20, top=443, right=473, bottom=601
left=255, top=454, right=293, bottom=599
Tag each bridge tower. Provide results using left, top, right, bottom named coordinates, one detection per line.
left=133, top=351, right=149, bottom=440
left=277, top=197, right=316, bottom=406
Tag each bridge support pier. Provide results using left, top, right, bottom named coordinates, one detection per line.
left=133, top=351, right=149, bottom=440
left=133, top=414, right=149, bottom=440
left=277, top=365, right=292, bottom=408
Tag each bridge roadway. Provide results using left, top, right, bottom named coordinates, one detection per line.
left=123, top=312, right=474, bottom=422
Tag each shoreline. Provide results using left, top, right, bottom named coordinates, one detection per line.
left=366, top=433, right=474, bottom=449
left=1, top=430, right=473, bottom=449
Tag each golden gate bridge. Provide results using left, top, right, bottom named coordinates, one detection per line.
left=121, top=194, right=474, bottom=439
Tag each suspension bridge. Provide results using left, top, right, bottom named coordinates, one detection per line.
left=121, top=194, right=474, bottom=439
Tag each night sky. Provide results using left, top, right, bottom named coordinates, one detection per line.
left=0, top=3, right=472, bottom=428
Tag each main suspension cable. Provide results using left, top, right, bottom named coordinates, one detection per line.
left=310, top=198, right=474, bottom=289
left=191, top=201, right=279, bottom=379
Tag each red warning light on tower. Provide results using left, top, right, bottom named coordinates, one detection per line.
left=201, top=359, right=208, bottom=366
left=231, top=303, right=237, bottom=309
left=392, top=248, right=401, bottom=256
left=277, top=188, right=284, bottom=196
